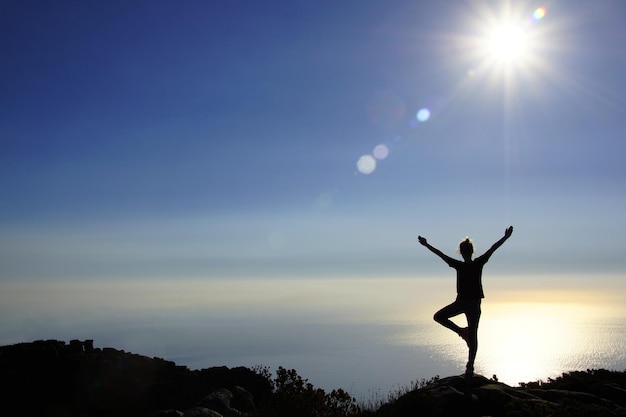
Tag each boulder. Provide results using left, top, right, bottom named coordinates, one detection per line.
left=195, top=386, right=254, bottom=417
left=145, top=410, right=184, bottom=417
left=182, top=407, right=224, bottom=417
left=527, top=388, right=626, bottom=415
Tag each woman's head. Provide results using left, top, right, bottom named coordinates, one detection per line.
left=459, top=237, right=474, bottom=260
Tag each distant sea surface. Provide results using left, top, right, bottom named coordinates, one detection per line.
left=2, top=277, right=625, bottom=402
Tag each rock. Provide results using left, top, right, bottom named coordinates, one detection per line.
left=182, top=407, right=224, bottom=417
left=196, top=388, right=245, bottom=417
left=376, top=383, right=471, bottom=417
left=428, top=385, right=475, bottom=414
left=373, top=372, right=626, bottom=417
left=527, top=388, right=626, bottom=416
left=474, top=383, right=542, bottom=405
left=3, top=339, right=626, bottom=417
left=597, top=383, right=626, bottom=407
left=231, top=386, right=256, bottom=415
left=194, top=386, right=254, bottom=417
left=528, top=388, right=609, bottom=406
left=0, top=339, right=266, bottom=417
left=145, top=410, right=184, bottom=417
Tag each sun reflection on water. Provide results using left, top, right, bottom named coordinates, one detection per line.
left=437, top=302, right=625, bottom=385
left=386, top=298, right=626, bottom=386
left=478, top=303, right=584, bottom=384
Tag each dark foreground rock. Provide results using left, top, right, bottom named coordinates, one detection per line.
left=1, top=339, right=625, bottom=417
left=0, top=339, right=271, bottom=417
left=372, top=373, right=626, bottom=417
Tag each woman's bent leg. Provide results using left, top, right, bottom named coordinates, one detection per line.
left=433, top=301, right=465, bottom=336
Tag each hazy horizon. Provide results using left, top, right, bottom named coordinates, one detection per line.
left=2, top=275, right=625, bottom=399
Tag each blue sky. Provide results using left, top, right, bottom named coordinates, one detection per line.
left=2, top=0, right=626, bottom=284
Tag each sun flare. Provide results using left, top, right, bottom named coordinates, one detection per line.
left=485, top=24, right=529, bottom=63
left=461, top=4, right=549, bottom=76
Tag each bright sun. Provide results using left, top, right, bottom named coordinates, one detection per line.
left=485, top=24, right=528, bottom=63
left=465, top=5, right=547, bottom=72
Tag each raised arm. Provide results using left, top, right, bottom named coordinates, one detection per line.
left=418, top=236, right=456, bottom=265
left=481, top=226, right=513, bottom=260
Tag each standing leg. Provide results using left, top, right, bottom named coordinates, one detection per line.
left=464, top=300, right=481, bottom=376
left=433, top=300, right=465, bottom=336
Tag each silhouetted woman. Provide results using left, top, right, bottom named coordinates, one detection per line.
left=418, top=226, right=513, bottom=377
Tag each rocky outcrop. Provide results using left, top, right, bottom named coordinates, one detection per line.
left=2, top=339, right=625, bottom=417
left=0, top=339, right=270, bottom=417
left=374, top=374, right=626, bottom=417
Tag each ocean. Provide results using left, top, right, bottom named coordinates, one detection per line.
left=1, top=277, right=625, bottom=403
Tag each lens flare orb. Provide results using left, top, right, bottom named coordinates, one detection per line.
left=416, top=108, right=431, bottom=122
left=357, top=155, right=377, bottom=175
left=533, top=7, right=546, bottom=21
left=373, top=144, right=389, bottom=160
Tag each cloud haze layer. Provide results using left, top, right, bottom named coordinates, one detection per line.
left=1, top=278, right=625, bottom=396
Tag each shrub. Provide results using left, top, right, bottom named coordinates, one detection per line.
left=254, top=366, right=360, bottom=417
